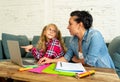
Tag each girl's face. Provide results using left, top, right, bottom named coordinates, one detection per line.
left=44, top=25, right=57, bottom=40
left=67, top=16, right=80, bottom=35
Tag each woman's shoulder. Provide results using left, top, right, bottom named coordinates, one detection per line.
left=88, top=28, right=102, bottom=36
left=83, top=28, right=103, bottom=41
left=88, top=29, right=104, bottom=42
left=70, top=36, right=78, bottom=43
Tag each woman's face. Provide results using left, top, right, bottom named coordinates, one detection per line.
left=67, top=16, right=80, bottom=35
left=44, top=25, right=57, bottom=40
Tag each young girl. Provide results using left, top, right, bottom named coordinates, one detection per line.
left=22, top=24, right=67, bottom=61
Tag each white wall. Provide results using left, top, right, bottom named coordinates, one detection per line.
left=0, top=0, right=120, bottom=42
left=0, top=0, right=45, bottom=40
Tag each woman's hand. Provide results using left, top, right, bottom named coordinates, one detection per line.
left=72, top=55, right=85, bottom=64
left=21, top=45, right=33, bottom=52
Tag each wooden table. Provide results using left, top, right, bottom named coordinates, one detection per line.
left=0, top=60, right=119, bottom=82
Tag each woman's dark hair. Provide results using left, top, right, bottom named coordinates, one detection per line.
left=70, top=10, right=93, bottom=29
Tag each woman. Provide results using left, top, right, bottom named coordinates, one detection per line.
left=38, top=10, right=115, bottom=68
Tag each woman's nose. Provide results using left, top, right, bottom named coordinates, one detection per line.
left=67, top=26, right=69, bottom=29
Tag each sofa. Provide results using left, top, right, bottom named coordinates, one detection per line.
left=0, top=33, right=110, bottom=60
left=108, top=36, right=120, bottom=78
left=0, top=33, right=72, bottom=60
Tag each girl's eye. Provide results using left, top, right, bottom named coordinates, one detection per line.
left=48, top=28, right=56, bottom=33
left=53, top=30, right=56, bottom=33
left=48, top=28, right=52, bottom=31
left=49, top=28, right=51, bottom=31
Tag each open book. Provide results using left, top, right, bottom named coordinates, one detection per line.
left=55, top=62, right=86, bottom=73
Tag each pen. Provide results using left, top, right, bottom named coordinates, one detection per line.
left=60, top=62, right=62, bottom=67
left=76, top=70, right=95, bottom=78
left=72, top=70, right=83, bottom=72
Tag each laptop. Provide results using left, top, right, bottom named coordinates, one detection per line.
left=7, top=40, right=37, bottom=67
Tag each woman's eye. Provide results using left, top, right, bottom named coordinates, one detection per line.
left=69, top=23, right=72, bottom=25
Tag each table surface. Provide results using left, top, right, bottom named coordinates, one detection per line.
left=0, top=60, right=120, bottom=82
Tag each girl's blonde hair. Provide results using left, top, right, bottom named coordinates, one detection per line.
left=36, top=23, right=67, bottom=53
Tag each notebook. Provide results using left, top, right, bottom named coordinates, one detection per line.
left=29, top=64, right=50, bottom=73
left=42, top=63, right=76, bottom=77
left=55, top=62, right=86, bottom=73
left=7, top=40, right=37, bottom=67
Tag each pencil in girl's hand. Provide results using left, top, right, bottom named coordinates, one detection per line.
left=76, top=70, right=95, bottom=79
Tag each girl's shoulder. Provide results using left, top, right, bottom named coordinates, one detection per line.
left=52, top=38, right=60, bottom=43
left=52, top=38, right=59, bottom=41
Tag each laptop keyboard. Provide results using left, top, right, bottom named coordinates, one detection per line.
left=22, top=60, right=35, bottom=65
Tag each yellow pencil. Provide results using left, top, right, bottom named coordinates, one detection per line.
left=76, top=70, right=95, bottom=78
left=19, top=67, right=33, bottom=72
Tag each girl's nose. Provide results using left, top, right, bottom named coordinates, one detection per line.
left=50, top=30, right=53, bottom=33
left=50, top=29, right=56, bottom=33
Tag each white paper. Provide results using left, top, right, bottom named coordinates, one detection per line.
left=55, top=62, right=86, bottom=73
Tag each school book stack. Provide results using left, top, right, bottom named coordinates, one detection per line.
left=55, top=62, right=86, bottom=73
left=28, top=62, right=86, bottom=77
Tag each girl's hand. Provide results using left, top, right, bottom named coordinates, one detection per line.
left=21, top=45, right=33, bottom=52
left=37, top=57, right=52, bottom=65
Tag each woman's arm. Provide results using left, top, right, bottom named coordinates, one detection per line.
left=85, top=31, right=104, bottom=66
